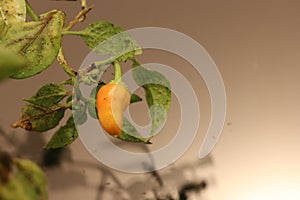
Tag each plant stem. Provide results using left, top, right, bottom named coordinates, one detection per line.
left=25, top=0, right=39, bottom=21
left=81, top=0, right=87, bottom=9
left=62, top=30, right=84, bottom=36
left=94, top=57, right=116, bottom=68
left=57, top=48, right=77, bottom=81
left=63, top=6, right=93, bottom=31
left=113, top=61, right=122, bottom=82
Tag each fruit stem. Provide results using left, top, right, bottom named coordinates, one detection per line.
left=113, top=61, right=122, bottom=83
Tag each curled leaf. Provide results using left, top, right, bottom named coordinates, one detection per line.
left=118, top=118, right=152, bottom=144
left=12, top=104, right=65, bottom=132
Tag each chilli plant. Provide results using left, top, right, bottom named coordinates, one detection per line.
left=0, top=0, right=171, bottom=199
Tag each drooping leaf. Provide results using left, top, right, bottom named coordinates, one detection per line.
left=0, top=47, right=27, bottom=82
left=132, top=60, right=171, bottom=135
left=1, top=10, right=65, bottom=79
left=75, top=21, right=141, bottom=62
left=0, top=0, right=26, bottom=38
left=45, top=115, right=78, bottom=149
left=117, top=117, right=152, bottom=144
left=144, top=85, right=171, bottom=135
left=12, top=104, right=65, bottom=132
left=23, top=83, right=68, bottom=107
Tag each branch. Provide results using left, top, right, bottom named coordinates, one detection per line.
left=63, top=6, right=93, bottom=31
left=25, top=0, right=39, bottom=21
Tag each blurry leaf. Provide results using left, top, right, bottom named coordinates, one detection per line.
left=23, top=83, right=68, bottom=107
left=1, top=10, right=65, bottom=79
left=0, top=158, right=47, bottom=200
left=132, top=61, right=171, bottom=135
left=14, top=159, right=47, bottom=200
left=0, top=0, right=26, bottom=38
left=0, top=47, right=27, bottom=82
left=117, top=118, right=152, bottom=144
left=73, top=101, right=87, bottom=125
left=74, top=21, right=141, bottom=62
left=0, top=151, right=13, bottom=183
left=45, top=115, right=78, bottom=149
left=12, top=104, right=65, bottom=132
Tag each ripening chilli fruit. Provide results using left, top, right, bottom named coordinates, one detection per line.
left=96, top=83, right=130, bottom=136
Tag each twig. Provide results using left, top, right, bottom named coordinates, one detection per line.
left=63, top=6, right=93, bottom=31
left=25, top=0, right=39, bottom=21
left=57, top=48, right=77, bottom=80
left=81, top=0, right=87, bottom=9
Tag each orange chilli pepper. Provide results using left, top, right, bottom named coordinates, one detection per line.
left=96, top=83, right=130, bottom=136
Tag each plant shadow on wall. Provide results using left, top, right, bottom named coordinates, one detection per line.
left=1, top=127, right=215, bottom=200
left=0, top=0, right=215, bottom=199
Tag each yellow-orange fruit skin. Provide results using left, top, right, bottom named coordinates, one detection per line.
left=96, top=83, right=130, bottom=136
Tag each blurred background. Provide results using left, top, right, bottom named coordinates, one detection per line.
left=1, top=0, right=300, bottom=199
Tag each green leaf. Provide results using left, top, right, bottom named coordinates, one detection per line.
left=74, top=21, right=141, bottom=62
left=132, top=60, right=171, bottom=135
left=0, top=0, right=26, bottom=38
left=0, top=158, right=47, bottom=200
left=1, top=10, right=65, bottom=79
left=45, top=115, right=78, bottom=149
left=12, top=104, right=65, bottom=132
left=23, top=83, right=68, bottom=107
left=117, top=117, right=152, bottom=144
left=130, top=93, right=142, bottom=104
left=0, top=0, right=26, bottom=23
left=0, top=47, right=27, bottom=82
